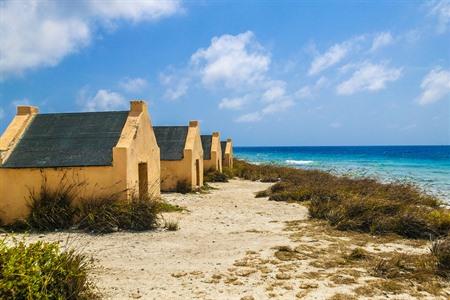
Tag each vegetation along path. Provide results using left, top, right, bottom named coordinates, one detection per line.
left=18, top=179, right=450, bottom=299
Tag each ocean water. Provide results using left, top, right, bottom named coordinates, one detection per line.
left=234, top=146, right=450, bottom=202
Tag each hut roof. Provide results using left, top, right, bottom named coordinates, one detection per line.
left=153, top=126, right=189, bottom=160
left=200, top=135, right=212, bottom=160
left=3, top=111, right=129, bottom=168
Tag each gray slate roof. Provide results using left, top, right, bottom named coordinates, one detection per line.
left=221, top=141, right=226, bottom=160
left=153, top=126, right=188, bottom=160
left=3, top=111, right=129, bottom=168
left=201, top=135, right=212, bottom=160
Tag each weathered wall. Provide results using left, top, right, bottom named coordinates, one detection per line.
left=223, top=139, right=233, bottom=169
left=203, top=132, right=222, bottom=172
left=0, top=101, right=161, bottom=224
left=160, top=121, right=203, bottom=191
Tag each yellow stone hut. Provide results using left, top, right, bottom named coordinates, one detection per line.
left=221, top=138, right=233, bottom=169
left=201, top=132, right=222, bottom=173
left=153, top=121, right=204, bottom=191
left=0, top=101, right=160, bottom=224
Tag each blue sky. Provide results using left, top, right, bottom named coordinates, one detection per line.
left=0, top=0, right=449, bottom=146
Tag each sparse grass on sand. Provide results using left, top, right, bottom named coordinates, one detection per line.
left=2, top=180, right=161, bottom=234
left=204, top=169, right=229, bottom=183
left=232, top=159, right=450, bottom=239
left=0, top=237, right=98, bottom=299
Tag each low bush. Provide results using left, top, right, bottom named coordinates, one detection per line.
left=176, top=180, right=191, bottom=194
left=0, top=238, right=97, bottom=299
left=26, top=178, right=81, bottom=231
left=234, top=159, right=448, bottom=239
left=431, top=236, right=450, bottom=278
left=204, top=170, right=228, bottom=183
left=77, top=195, right=158, bottom=233
left=164, top=219, right=179, bottom=231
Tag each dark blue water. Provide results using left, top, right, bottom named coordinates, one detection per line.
left=234, top=146, right=450, bottom=201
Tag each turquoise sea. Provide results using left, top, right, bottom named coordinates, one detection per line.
left=234, top=146, right=450, bottom=202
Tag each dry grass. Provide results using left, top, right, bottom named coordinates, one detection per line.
left=233, top=159, right=449, bottom=240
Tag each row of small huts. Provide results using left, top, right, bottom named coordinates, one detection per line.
left=0, top=101, right=233, bottom=224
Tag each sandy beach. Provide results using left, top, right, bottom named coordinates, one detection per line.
left=11, top=179, right=449, bottom=300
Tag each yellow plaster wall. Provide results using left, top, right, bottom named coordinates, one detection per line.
left=0, top=101, right=160, bottom=224
left=160, top=121, right=204, bottom=191
left=203, top=132, right=222, bottom=172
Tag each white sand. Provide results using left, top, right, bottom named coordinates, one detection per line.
left=9, top=179, right=449, bottom=299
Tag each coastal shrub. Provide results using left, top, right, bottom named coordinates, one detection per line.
left=77, top=195, right=123, bottom=233
left=234, top=159, right=448, bottom=239
left=431, top=236, right=450, bottom=278
left=222, top=167, right=234, bottom=179
left=176, top=180, right=191, bottom=194
left=77, top=194, right=159, bottom=233
left=26, top=179, right=81, bottom=231
left=0, top=238, right=97, bottom=299
left=204, top=169, right=228, bottom=183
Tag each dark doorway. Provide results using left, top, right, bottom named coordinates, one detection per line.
left=195, top=159, right=200, bottom=186
left=138, top=163, right=148, bottom=199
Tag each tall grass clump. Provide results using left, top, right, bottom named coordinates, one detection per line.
left=0, top=238, right=97, bottom=299
left=77, top=194, right=159, bottom=233
left=204, top=169, right=228, bottom=183
left=26, top=177, right=82, bottom=231
left=234, top=159, right=449, bottom=239
left=175, top=180, right=191, bottom=194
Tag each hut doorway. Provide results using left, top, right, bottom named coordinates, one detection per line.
left=138, top=162, right=148, bottom=199
left=195, top=159, right=200, bottom=186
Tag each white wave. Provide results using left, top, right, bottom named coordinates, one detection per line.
left=285, top=160, right=314, bottom=165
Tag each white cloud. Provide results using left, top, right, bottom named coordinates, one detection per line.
left=89, top=0, right=181, bottom=22
left=83, top=89, right=127, bottom=111
left=235, top=112, right=262, bottom=123
left=308, top=38, right=359, bottom=76
left=191, top=31, right=270, bottom=88
left=429, top=0, right=450, bottom=33
left=370, top=32, right=394, bottom=52
left=219, top=96, right=248, bottom=110
left=119, top=77, right=148, bottom=93
left=418, top=67, right=450, bottom=105
left=160, top=72, right=190, bottom=100
left=296, top=76, right=328, bottom=99
left=336, top=62, right=402, bottom=95
left=0, top=0, right=182, bottom=79
left=262, top=81, right=286, bottom=102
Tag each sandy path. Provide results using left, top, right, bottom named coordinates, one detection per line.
left=21, top=179, right=308, bottom=299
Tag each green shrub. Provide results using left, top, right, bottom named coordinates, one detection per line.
left=431, top=236, right=450, bottom=278
left=204, top=170, right=228, bottom=183
left=222, top=167, right=234, bottom=179
left=119, top=196, right=159, bottom=231
left=26, top=178, right=81, bottom=231
left=77, top=195, right=159, bottom=233
left=234, top=159, right=448, bottom=239
left=77, top=195, right=123, bottom=234
left=0, top=238, right=97, bottom=299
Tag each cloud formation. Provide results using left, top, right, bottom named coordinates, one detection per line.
left=429, top=0, right=450, bottom=33
left=191, top=31, right=270, bottom=88
left=418, top=67, right=450, bottom=105
left=119, top=77, right=148, bottom=93
left=336, top=62, right=402, bottom=95
left=83, top=89, right=127, bottom=111
left=308, top=38, right=360, bottom=76
left=370, top=32, right=394, bottom=52
left=0, top=0, right=182, bottom=79
left=219, top=96, right=248, bottom=110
